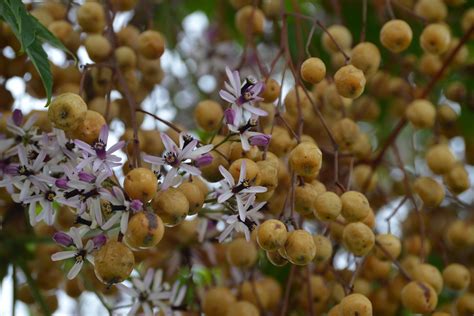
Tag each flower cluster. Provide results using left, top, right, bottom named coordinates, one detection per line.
left=0, top=68, right=273, bottom=314
left=220, top=67, right=272, bottom=151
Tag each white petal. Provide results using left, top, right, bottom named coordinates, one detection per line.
left=51, top=251, right=77, bottom=261
left=67, top=261, right=83, bottom=279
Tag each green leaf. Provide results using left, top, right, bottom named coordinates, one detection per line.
left=0, top=0, right=74, bottom=105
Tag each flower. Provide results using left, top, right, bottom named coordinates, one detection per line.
left=51, top=227, right=104, bottom=279
left=117, top=269, right=173, bottom=316
left=100, top=186, right=143, bottom=233
left=5, top=109, right=41, bottom=156
left=65, top=169, right=111, bottom=226
left=227, top=116, right=271, bottom=151
left=0, top=145, right=47, bottom=197
left=74, top=125, right=125, bottom=173
left=217, top=160, right=266, bottom=220
left=144, top=132, right=213, bottom=189
left=219, top=67, right=267, bottom=120
left=22, top=187, right=75, bottom=226
left=218, top=195, right=265, bottom=242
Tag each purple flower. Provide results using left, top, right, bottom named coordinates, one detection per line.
left=219, top=67, right=267, bottom=120
left=227, top=117, right=269, bottom=151
left=75, top=125, right=125, bottom=173
left=55, top=178, right=69, bottom=189
left=0, top=145, right=47, bottom=201
left=51, top=227, right=95, bottom=279
left=218, top=194, right=265, bottom=243
left=195, top=153, right=213, bottom=167
left=116, top=269, right=175, bottom=316
left=144, top=133, right=213, bottom=190
left=66, top=169, right=111, bottom=226
left=5, top=111, right=41, bottom=156
left=12, top=109, right=23, bottom=126
left=53, top=231, right=74, bottom=247
left=100, top=186, right=143, bottom=234
left=217, top=160, right=266, bottom=221
left=249, top=134, right=271, bottom=147
left=92, top=234, right=107, bottom=248
left=224, top=108, right=236, bottom=125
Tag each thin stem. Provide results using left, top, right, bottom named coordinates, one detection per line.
left=305, top=266, right=314, bottom=316
left=104, top=0, right=141, bottom=168
left=360, top=0, right=367, bottom=42
left=17, top=259, right=51, bottom=316
left=280, top=265, right=296, bottom=316
left=12, top=265, right=16, bottom=316
left=375, top=241, right=412, bottom=280
left=385, top=0, right=395, bottom=19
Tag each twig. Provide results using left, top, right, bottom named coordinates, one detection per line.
left=305, top=266, right=314, bottom=316
left=17, top=259, right=51, bottom=316
left=360, top=0, right=368, bottom=42
left=280, top=265, right=296, bottom=316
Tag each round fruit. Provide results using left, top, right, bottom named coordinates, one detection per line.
left=420, top=23, right=451, bottom=54
left=124, top=168, right=158, bottom=202
left=194, top=100, right=224, bottom=132
left=374, top=234, right=401, bottom=260
left=152, top=188, right=189, bottom=227
left=414, top=0, right=447, bottom=22
left=229, top=158, right=260, bottom=182
left=380, top=19, right=413, bottom=53
left=334, top=65, right=366, bottom=99
left=401, top=281, right=438, bottom=314
left=137, top=30, right=165, bottom=59
left=295, top=183, right=319, bottom=215
left=413, top=177, right=445, bottom=207
left=332, top=118, right=360, bottom=151
left=456, top=293, right=474, bottom=315
left=352, top=164, right=377, bottom=192
left=115, top=46, right=137, bottom=69
left=313, top=234, right=333, bottom=263
left=300, top=57, right=326, bottom=84
left=77, top=2, right=105, bottom=33
left=322, top=24, right=353, bottom=53
left=425, top=144, right=456, bottom=175
left=177, top=182, right=205, bottom=215
left=261, top=78, right=280, bottom=102
left=203, top=287, right=236, bottom=316
left=351, top=42, right=381, bottom=77
left=266, top=249, right=288, bottom=266
left=94, top=240, right=134, bottom=285
left=313, top=191, right=342, bottom=221
left=342, top=222, right=375, bottom=256
left=340, top=191, right=371, bottom=222
left=442, top=263, right=470, bottom=291
left=444, top=164, right=470, bottom=194
left=226, top=238, right=258, bottom=268
left=283, top=230, right=316, bottom=265
left=68, top=110, right=106, bottom=144
left=48, top=93, right=88, bottom=131
left=240, top=281, right=270, bottom=310
left=340, top=293, right=373, bottom=316
left=289, top=142, right=322, bottom=178
left=256, top=219, right=287, bottom=251
left=84, top=34, right=112, bottom=62
left=405, top=99, right=436, bottom=129
left=413, top=263, right=443, bottom=294
left=235, top=6, right=265, bottom=36
left=124, top=212, right=165, bottom=249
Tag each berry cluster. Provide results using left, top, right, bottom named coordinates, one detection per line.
left=1, top=0, right=474, bottom=316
